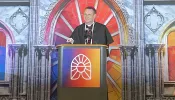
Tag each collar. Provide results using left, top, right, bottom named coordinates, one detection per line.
left=85, top=21, right=95, bottom=26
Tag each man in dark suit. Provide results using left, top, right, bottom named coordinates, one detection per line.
left=67, top=6, right=112, bottom=100
left=67, top=6, right=114, bottom=45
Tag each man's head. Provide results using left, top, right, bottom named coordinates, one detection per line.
left=84, top=6, right=96, bottom=25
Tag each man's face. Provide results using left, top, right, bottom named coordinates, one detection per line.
left=84, top=9, right=96, bottom=24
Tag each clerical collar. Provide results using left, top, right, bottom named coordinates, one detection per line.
left=85, top=22, right=95, bottom=26
left=85, top=22, right=95, bottom=31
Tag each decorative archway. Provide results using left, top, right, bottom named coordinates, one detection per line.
left=160, top=20, right=175, bottom=81
left=167, top=31, right=175, bottom=81
left=44, top=0, right=129, bottom=99
left=0, top=20, right=15, bottom=81
left=0, top=31, right=6, bottom=80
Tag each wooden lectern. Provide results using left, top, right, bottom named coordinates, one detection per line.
left=57, top=44, right=107, bottom=100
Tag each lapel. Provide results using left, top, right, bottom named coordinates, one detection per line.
left=92, top=22, right=97, bottom=38
left=80, top=23, right=85, bottom=36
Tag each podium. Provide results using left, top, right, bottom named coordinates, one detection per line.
left=57, top=44, right=108, bottom=100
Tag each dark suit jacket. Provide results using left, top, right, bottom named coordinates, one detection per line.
left=70, top=22, right=114, bottom=45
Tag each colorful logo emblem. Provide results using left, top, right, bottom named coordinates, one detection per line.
left=62, top=48, right=100, bottom=87
left=70, top=54, right=91, bottom=80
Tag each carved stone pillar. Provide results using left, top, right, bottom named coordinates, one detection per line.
left=120, top=46, right=138, bottom=100
left=134, top=0, right=145, bottom=99
left=145, top=44, right=165, bottom=99
left=27, top=0, right=40, bottom=99
left=8, top=44, right=28, bottom=100
left=160, top=45, right=164, bottom=97
left=33, top=46, right=53, bottom=100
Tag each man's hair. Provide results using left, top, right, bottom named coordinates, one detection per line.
left=85, top=6, right=96, bottom=14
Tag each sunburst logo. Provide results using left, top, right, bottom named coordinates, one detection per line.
left=70, top=54, right=91, bottom=80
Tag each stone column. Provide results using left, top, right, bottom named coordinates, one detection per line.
left=145, top=44, right=165, bottom=99
left=33, top=46, right=53, bottom=100
left=120, top=45, right=138, bottom=100
left=134, top=0, right=145, bottom=99
left=27, top=0, right=40, bottom=99
left=8, top=44, right=28, bottom=100
left=145, top=44, right=152, bottom=96
left=160, top=45, right=164, bottom=97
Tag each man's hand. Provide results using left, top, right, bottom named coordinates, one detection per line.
left=66, top=38, right=74, bottom=44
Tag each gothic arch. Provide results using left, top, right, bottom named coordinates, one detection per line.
left=0, top=20, right=15, bottom=81
left=0, top=20, right=15, bottom=43
left=44, top=0, right=129, bottom=99
left=44, top=0, right=129, bottom=45
left=160, top=20, right=175, bottom=81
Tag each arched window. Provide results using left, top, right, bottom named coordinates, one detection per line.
left=0, top=31, right=6, bottom=80
left=0, top=21, right=15, bottom=81
left=160, top=22, right=175, bottom=82
left=167, top=31, right=175, bottom=81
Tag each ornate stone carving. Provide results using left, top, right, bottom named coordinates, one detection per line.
left=9, top=8, right=29, bottom=34
left=144, top=7, right=164, bottom=33
left=145, top=44, right=165, bottom=99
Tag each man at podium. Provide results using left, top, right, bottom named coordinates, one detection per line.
left=64, top=6, right=112, bottom=100
left=67, top=6, right=114, bottom=45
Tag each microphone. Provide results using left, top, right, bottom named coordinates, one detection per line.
left=84, top=30, right=92, bottom=39
left=84, top=30, right=92, bottom=44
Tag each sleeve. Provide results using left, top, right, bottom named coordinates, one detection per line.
left=105, top=26, right=114, bottom=45
left=70, top=27, right=80, bottom=44
left=104, top=26, right=114, bottom=57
